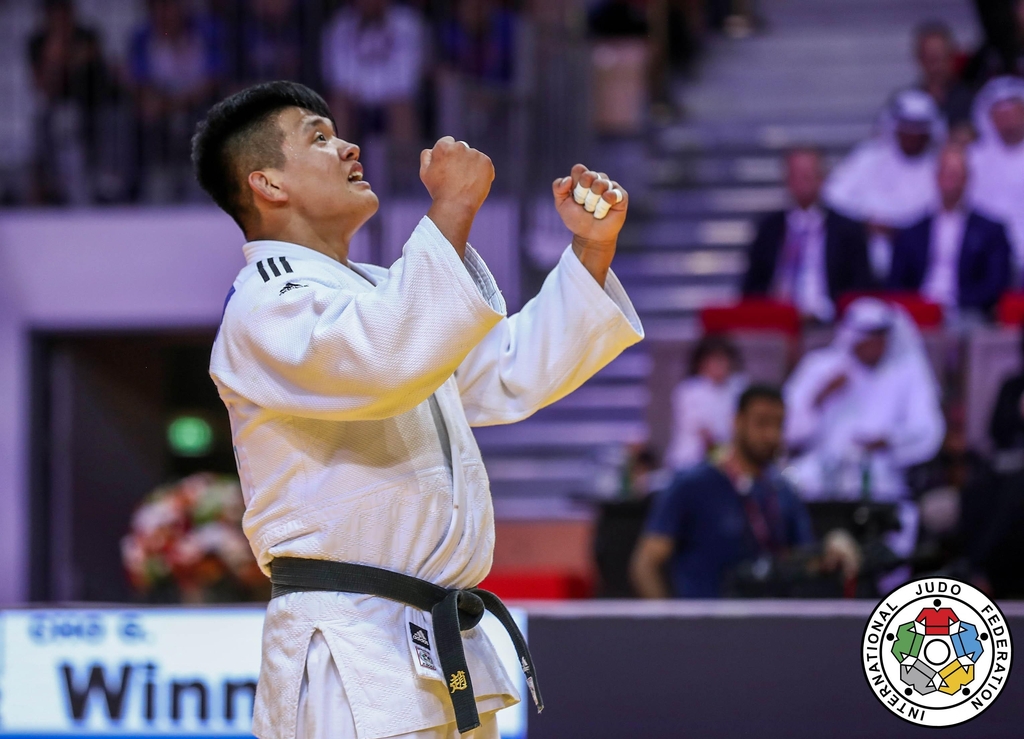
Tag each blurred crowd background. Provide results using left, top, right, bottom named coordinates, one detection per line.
left=6, top=0, right=1024, bottom=607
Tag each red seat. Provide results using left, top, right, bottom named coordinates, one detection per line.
left=997, top=292, right=1024, bottom=327
left=699, top=299, right=801, bottom=336
left=836, top=291, right=943, bottom=329
left=476, top=571, right=593, bottom=600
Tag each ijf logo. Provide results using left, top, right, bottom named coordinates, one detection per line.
left=862, top=577, right=1013, bottom=727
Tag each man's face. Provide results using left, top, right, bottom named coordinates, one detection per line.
left=937, top=147, right=968, bottom=205
left=990, top=99, right=1024, bottom=147
left=699, top=351, right=733, bottom=385
left=853, top=330, right=888, bottom=368
left=271, top=107, right=379, bottom=231
left=733, top=399, right=785, bottom=469
left=917, top=33, right=953, bottom=85
left=897, top=127, right=931, bottom=157
left=785, top=150, right=823, bottom=209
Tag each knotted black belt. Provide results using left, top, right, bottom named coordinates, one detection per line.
left=269, top=557, right=543, bottom=733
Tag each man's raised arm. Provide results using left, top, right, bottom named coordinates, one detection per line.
left=422, top=137, right=494, bottom=261
left=210, top=139, right=505, bottom=421
left=453, top=165, right=644, bottom=426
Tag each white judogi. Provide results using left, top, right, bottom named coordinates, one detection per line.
left=209, top=216, right=644, bottom=739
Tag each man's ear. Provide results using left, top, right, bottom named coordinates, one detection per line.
left=248, top=170, right=289, bottom=206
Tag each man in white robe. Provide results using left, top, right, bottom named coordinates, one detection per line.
left=825, top=90, right=944, bottom=230
left=824, top=90, right=944, bottom=279
left=969, top=76, right=1024, bottom=275
left=191, top=82, right=644, bottom=738
left=783, top=298, right=944, bottom=587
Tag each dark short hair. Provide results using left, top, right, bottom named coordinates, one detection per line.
left=737, top=384, right=784, bottom=414
left=688, top=335, right=742, bottom=376
left=191, top=81, right=334, bottom=233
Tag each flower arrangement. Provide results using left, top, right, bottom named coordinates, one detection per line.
left=121, top=473, right=269, bottom=603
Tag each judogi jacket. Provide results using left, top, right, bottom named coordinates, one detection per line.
left=209, top=217, right=644, bottom=739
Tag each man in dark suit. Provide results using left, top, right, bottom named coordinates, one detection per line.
left=889, top=144, right=1012, bottom=315
left=742, top=148, right=874, bottom=322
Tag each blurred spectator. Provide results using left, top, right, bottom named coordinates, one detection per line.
left=908, top=405, right=995, bottom=582
left=889, top=145, right=1012, bottom=317
left=631, top=385, right=859, bottom=598
left=27, top=0, right=119, bottom=204
left=783, top=298, right=944, bottom=587
left=989, top=324, right=1024, bottom=454
left=129, top=0, right=226, bottom=202
left=435, top=0, right=526, bottom=190
left=439, top=0, right=518, bottom=84
left=742, top=147, right=873, bottom=322
left=665, top=335, right=746, bottom=471
left=913, top=21, right=973, bottom=138
left=226, top=0, right=316, bottom=89
left=969, top=76, right=1024, bottom=273
left=592, top=445, right=661, bottom=598
left=322, top=0, right=425, bottom=146
left=824, top=90, right=943, bottom=233
left=964, top=0, right=1024, bottom=84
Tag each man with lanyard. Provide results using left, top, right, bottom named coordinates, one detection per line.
left=631, top=385, right=857, bottom=598
left=194, top=81, right=644, bottom=738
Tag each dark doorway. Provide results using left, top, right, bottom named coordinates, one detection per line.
left=30, top=330, right=236, bottom=602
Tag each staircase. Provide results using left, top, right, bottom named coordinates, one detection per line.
left=480, top=0, right=979, bottom=508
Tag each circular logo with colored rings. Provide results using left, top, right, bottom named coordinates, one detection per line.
left=862, top=577, right=1013, bottom=727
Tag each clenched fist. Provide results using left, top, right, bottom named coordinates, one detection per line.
left=553, top=164, right=629, bottom=287
left=420, top=137, right=494, bottom=214
left=553, top=164, right=629, bottom=244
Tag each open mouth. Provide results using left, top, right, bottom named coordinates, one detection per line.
left=348, top=171, right=363, bottom=182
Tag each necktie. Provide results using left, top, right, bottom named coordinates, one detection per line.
left=775, top=220, right=807, bottom=302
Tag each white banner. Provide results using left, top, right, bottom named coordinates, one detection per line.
left=0, top=607, right=526, bottom=738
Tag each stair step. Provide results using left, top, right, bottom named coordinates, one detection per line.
left=629, top=284, right=739, bottom=313
left=655, top=121, right=872, bottom=153
left=544, top=383, right=650, bottom=410
left=645, top=187, right=787, bottom=215
left=613, top=250, right=747, bottom=279
left=474, top=420, right=648, bottom=450
left=591, top=351, right=652, bottom=380
left=619, top=218, right=755, bottom=249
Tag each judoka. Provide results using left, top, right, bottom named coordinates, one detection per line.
left=192, top=81, right=644, bottom=739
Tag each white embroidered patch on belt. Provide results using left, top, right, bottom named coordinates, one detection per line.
left=405, top=606, right=443, bottom=682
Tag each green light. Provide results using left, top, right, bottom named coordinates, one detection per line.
left=167, top=415, right=213, bottom=457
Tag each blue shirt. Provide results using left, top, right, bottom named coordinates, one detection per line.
left=645, top=462, right=815, bottom=598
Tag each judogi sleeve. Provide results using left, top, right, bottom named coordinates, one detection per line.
left=454, top=244, right=644, bottom=426
left=212, top=217, right=504, bottom=421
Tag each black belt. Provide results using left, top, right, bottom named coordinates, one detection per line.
left=269, top=557, right=543, bottom=733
